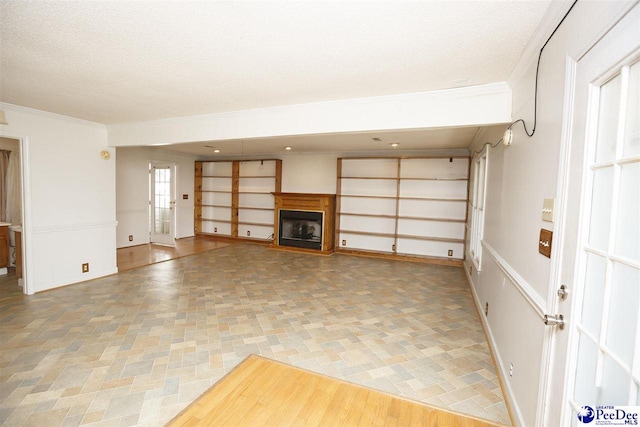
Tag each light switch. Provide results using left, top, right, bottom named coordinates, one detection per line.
left=539, top=229, right=553, bottom=258
left=542, top=198, right=555, bottom=222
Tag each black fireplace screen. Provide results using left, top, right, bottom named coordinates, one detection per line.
left=279, top=210, right=323, bottom=250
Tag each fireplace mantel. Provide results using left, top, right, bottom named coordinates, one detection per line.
left=272, top=193, right=336, bottom=254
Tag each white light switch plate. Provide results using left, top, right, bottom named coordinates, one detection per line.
left=542, top=198, right=555, bottom=222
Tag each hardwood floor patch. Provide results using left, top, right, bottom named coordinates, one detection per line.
left=168, top=354, right=505, bottom=427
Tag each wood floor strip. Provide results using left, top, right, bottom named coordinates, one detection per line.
left=116, top=235, right=233, bottom=271
left=167, top=354, right=507, bottom=427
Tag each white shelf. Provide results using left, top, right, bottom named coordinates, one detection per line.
left=337, top=156, right=469, bottom=260
left=239, top=224, right=274, bottom=240
left=338, top=232, right=395, bottom=253
left=400, top=158, right=469, bottom=179
left=201, top=206, right=232, bottom=221
left=341, top=158, right=398, bottom=178
left=202, top=161, right=233, bottom=177
left=238, top=209, right=273, bottom=224
left=339, top=215, right=396, bottom=234
left=200, top=221, right=232, bottom=236
left=196, top=159, right=281, bottom=240
left=201, top=192, right=232, bottom=206
left=202, top=177, right=232, bottom=192
left=239, top=177, right=277, bottom=193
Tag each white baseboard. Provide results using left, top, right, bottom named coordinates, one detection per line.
left=464, top=264, right=525, bottom=427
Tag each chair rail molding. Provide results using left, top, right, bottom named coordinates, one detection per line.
left=33, top=221, right=118, bottom=234
left=481, top=240, right=547, bottom=319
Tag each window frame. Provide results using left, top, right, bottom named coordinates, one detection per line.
left=469, top=148, right=488, bottom=271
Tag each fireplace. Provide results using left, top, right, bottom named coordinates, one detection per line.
left=279, top=210, right=323, bottom=250
left=272, top=193, right=336, bottom=253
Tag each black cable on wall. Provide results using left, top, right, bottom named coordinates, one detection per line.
left=472, top=0, right=580, bottom=156
left=509, top=0, right=580, bottom=138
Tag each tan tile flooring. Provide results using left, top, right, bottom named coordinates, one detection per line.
left=0, top=244, right=511, bottom=426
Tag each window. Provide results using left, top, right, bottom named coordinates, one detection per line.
left=469, top=149, right=488, bottom=269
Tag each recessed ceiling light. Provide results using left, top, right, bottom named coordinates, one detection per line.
left=285, top=146, right=292, bottom=151
left=390, top=143, right=399, bottom=149
left=214, top=149, right=220, bottom=153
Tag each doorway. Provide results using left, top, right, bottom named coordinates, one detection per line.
left=150, top=162, right=176, bottom=246
left=0, top=135, right=27, bottom=294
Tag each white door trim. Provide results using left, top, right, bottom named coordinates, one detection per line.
left=536, top=54, right=578, bottom=427
left=0, top=130, right=33, bottom=295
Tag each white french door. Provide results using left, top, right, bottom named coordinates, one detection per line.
left=545, top=5, right=640, bottom=426
left=150, top=163, right=176, bottom=246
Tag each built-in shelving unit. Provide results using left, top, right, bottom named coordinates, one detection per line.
left=195, top=161, right=234, bottom=236
left=195, top=159, right=282, bottom=241
left=336, top=157, right=469, bottom=264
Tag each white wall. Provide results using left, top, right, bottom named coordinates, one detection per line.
left=280, top=153, right=337, bottom=194
left=116, top=147, right=195, bottom=248
left=465, top=2, right=637, bottom=425
left=0, top=103, right=116, bottom=293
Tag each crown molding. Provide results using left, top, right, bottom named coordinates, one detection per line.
left=0, top=102, right=107, bottom=130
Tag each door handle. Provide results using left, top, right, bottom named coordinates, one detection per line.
left=557, top=285, right=568, bottom=300
left=544, top=314, right=565, bottom=330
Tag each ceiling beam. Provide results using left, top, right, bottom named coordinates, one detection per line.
left=108, top=83, right=511, bottom=148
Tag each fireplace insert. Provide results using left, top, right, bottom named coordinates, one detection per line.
left=279, top=210, right=323, bottom=250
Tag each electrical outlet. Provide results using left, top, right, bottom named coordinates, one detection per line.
left=247, top=230, right=251, bottom=237
left=485, top=302, right=489, bottom=316
left=342, top=240, right=346, bottom=246
left=448, top=249, right=453, bottom=257
left=82, top=263, right=89, bottom=273
left=214, top=227, right=217, bottom=233
left=128, top=235, right=133, bottom=242
left=509, top=362, right=514, bottom=377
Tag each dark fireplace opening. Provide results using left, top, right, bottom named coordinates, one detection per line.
left=279, top=210, right=323, bottom=250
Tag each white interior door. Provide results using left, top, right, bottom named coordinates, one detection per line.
left=545, top=5, right=640, bottom=426
left=150, top=163, right=176, bottom=246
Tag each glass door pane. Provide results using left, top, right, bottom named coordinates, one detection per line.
left=150, top=164, right=175, bottom=246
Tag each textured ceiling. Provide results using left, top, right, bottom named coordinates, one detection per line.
left=0, top=0, right=550, bottom=126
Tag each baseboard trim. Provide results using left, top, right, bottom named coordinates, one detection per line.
left=464, top=266, right=521, bottom=427
left=34, top=267, right=119, bottom=294
left=336, top=248, right=464, bottom=267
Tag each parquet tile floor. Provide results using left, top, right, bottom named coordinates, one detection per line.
left=0, top=244, right=511, bottom=426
